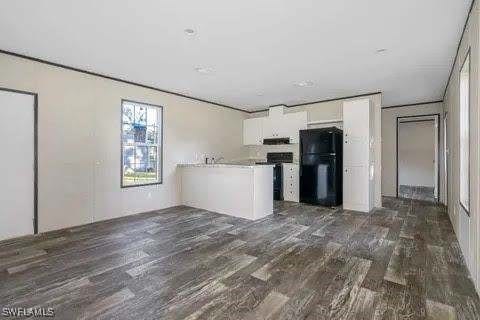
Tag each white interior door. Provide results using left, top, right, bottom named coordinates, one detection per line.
left=0, top=90, right=35, bottom=241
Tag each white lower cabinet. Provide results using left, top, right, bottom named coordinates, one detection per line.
left=282, top=164, right=299, bottom=202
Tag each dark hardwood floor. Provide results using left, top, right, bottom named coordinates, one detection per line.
left=1, top=197, right=478, bottom=319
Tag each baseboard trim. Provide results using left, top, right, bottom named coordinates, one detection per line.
left=342, top=203, right=372, bottom=213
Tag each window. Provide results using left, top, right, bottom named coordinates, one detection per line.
left=459, top=51, right=470, bottom=213
left=121, top=100, right=163, bottom=187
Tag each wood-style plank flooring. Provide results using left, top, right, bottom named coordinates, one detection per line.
left=399, top=185, right=436, bottom=202
left=1, top=197, right=479, bottom=319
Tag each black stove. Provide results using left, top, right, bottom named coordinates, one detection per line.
left=263, top=152, right=293, bottom=200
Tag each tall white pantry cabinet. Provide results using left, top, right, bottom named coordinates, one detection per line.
left=342, top=98, right=375, bottom=212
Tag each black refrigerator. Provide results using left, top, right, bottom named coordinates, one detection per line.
left=299, top=127, right=343, bottom=206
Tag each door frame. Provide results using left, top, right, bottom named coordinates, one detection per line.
left=396, top=113, right=441, bottom=201
left=443, top=111, right=449, bottom=206
left=0, top=87, right=38, bottom=234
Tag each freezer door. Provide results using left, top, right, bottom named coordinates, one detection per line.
left=300, top=130, right=336, bottom=155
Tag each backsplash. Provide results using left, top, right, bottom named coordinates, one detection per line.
left=247, top=144, right=300, bottom=163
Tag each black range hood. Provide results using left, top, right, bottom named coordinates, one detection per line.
left=263, top=138, right=290, bottom=145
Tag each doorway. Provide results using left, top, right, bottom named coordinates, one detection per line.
left=0, top=88, right=38, bottom=241
left=396, top=114, right=440, bottom=202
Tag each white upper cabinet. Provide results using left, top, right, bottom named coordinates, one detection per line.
left=263, top=116, right=286, bottom=139
left=284, top=112, right=308, bottom=143
left=243, top=108, right=307, bottom=145
left=243, top=117, right=264, bottom=145
left=262, top=117, right=275, bottom=139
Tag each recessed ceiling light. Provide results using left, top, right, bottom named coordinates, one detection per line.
left=256, top=93, right=264, bottom=96
left=295, top=81, right=314, bottom=88
left=184, top=28, right=196, bottom=36
left=195, top=67, right=213, bottom=74
left=376, top=48, right=388, bottom=54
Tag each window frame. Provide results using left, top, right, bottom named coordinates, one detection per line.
left=120, top=99, right=164, bottom=188
left=459, top=49, right=470, bottom=215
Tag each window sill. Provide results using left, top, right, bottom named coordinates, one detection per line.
left=121, top=181, right=163, bottom=188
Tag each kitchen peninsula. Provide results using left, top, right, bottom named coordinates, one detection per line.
left=178, top=163, right=274, bottom=220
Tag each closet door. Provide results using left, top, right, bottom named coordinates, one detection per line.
left=343, top=137, right=369, bottom=167
left=343, top=166, right=369, bottom=211
left=343, top=101, right=369, bottom=139
left=0, top=90, right=36, bottom=240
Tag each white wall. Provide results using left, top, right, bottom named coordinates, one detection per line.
left=398, top=120, right=435, bottom=187
left=381, top=102, right=444, bottom=198
left=0, top=52, right=248, bottom=233
left=443, top=1, right=480, bottom=294
left=247, top=93, right=382, bottom=207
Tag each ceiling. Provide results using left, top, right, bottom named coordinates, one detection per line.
left=0, top=0, right=472, bottom=112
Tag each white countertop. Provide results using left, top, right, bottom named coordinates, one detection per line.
left=177, top=163, right=274, bottom=169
